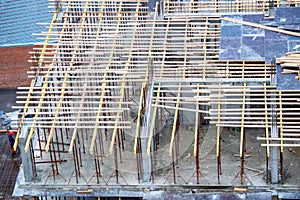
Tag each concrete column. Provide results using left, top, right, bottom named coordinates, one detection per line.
left=141, top=134, right=151, bottom=182
left=140, top=83, right=154, bottom=182
left=270, top=123, right=279, bottom=183
left=18, top=123, right=34, bottom=182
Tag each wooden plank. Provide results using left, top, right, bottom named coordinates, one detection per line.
left=264, top=82, right=270, bottom=157
left=147, top=83, right=161, bottom=155
left=222, top=17, right=300, bottom=37
left=20, top=125, right=131, bottom=129
left=13, top=80, right=35, bottom=151
left=169, top=84, right=182, bottom=156
left=134, top=82, right=146, bottom=154
left=262, top=144, right=300, bottom=147
left=239, top=82, right=246, bottom=157
left=258, top=137, right=300, bottom=141
left=279, top=91, right=284, bottom=153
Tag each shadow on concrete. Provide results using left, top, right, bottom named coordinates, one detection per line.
left=0, top=89, right=17, bottom=113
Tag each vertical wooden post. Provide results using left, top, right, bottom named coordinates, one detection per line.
left=240, top=83, right=247, bottom=184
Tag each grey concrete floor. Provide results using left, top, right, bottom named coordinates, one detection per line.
left=14, top=123, right=300, bottom=187
left=5, top=88, right=300, bottom=198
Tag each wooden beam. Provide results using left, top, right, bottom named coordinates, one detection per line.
left=222, top=17, right=300, bottom=37
left=279, top=91, right=284, bottom=153
left=169, top=83, right=181, bottom=156
left=239, top=82, right=246, bottom=157
left=147, top=83, right=161, bottom=155
left=264, top=82, right=270, bottom=157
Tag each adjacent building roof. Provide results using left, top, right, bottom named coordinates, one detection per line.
left=0, top=0, right=52, bottom=48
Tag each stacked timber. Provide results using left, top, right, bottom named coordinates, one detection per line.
left=276, top=51, right=300, bottom=80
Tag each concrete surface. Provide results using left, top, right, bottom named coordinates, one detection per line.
left=0, top=89, right=17, bottom=113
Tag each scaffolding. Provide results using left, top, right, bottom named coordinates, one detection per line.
left=12, top=0, right=300, bottom=198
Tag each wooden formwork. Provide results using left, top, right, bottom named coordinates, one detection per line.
left=12, top=0, right=300, bottom=187
left=164, top=0, right=300, bottom=15
left=277, top=51, right=300, bottom=80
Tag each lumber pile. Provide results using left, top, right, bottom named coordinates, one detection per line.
left=276, top=52, right=300, bottom=80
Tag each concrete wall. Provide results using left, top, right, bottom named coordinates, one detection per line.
left=0, top=46, right=33, bottom=89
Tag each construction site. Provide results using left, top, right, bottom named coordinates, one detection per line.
left=1, top=0, right=300, bottom=199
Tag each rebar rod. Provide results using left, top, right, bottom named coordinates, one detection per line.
left=196, top=127, right=200, bottom=184
left=30, top=140, right=37, bottom=181
left=81, top=129, right=86, bottom=154
left=113, top=137, right=119, bottom=184
left=72, top=145, right=79, bottom=183
left=36, top=126, right=43, bottom=159
left=240, top=129, right=245, bottom=184
left=151, top=144, right=155, bottom=184
left=136, top=137, right=141, bottom=183
left=117, top=129, right=122, bottom=163
left=280, top=151, right=283, bottom=184
left=51, top=137, right=59, bottom=177
left=97, top=129, right=104, bottom=164
left=94, top=139, right=100, bottom=184
left=265, top=153, right=268, bottom=184
left=60, top=127, right=65, bottom=152
left=175, top=116, right=180, bottom=166
left=48, top=131, right=56, bottom=182
left=76, top=134, right=83, bottom=168
left=172, top=145, right=176, bottom=184
left=54, top=129, right=62, bottom=163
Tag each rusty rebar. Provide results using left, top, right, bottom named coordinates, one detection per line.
left=266, top=150, right=269, bottom=184
left=240, top=129, right=245, bottom=184
left=94, top=138, right=100, bottom=184
left=117, top=129, right=122, bottom=163
left=76, top=134, right=83, bottom=167
left=48, top=131, right=56, bottom=182
left=30, top=140, right=37, bottom=181
left=172, top=145, right=176, bottom=184
left=196, top=127, right=200, bottom=184
left=54, top=129, right=62, bottom=163
left=97, top=129, right=104, bottom=163
left=36, top=126, right=43, bottom=159
left=72, top=145, right=79, bottom=183
left=135, top=137, right=141, bottom=184
left=114, top=136, right=119, bottom=184
left=217, top=133, right=222, bottom=184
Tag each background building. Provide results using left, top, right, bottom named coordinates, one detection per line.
left=0, top=1, right=51, bottom=199
left=0, top=0, right=52, bottom=111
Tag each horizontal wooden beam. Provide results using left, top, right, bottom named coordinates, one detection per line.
left=222, top=17, right=300, bottom=37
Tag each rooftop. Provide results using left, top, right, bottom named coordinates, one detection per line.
left=0, top=0, right=52, bottom=47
